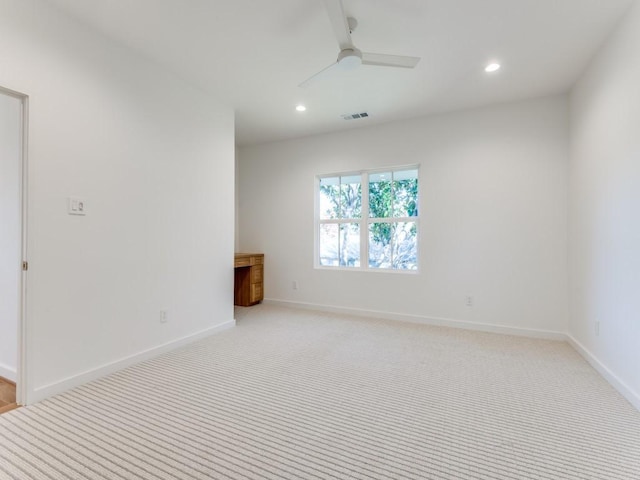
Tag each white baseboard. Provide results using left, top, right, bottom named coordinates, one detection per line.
left=28, top=319, right=236, bottom=405
left=0, top=364, right=17, bottom=383
left=263, top=298, right=568, bottom=341
left=567, top=335, right=640, bottom=411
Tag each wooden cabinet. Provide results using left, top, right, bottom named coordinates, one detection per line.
left=234, top=253, right=264, bottom=306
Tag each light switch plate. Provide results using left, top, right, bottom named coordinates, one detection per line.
left=68, top=197, right=86, bottom=216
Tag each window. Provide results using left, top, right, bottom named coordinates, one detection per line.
left=317, top=167, right=419, bottom=271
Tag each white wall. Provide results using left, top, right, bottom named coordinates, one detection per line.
left=0, top=0, right=235, bottom=403
left=569, top=1, right=640, bottom=408
left=238, top=96, right=569, bottom=336
left=0, top=92, right=22, bottom=382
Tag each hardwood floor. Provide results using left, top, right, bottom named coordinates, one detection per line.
left=0, top=377, right=17, bottom=414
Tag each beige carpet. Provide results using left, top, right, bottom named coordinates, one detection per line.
left=0, top=304, right=639, bottom=479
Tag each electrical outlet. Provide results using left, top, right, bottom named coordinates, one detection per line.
left=465, top=295, right=473, bottom=307
left=292, top=281, right=298, bottom=290
left=595, top=321, right=600, bottom=336
left=160, top=310, right=168, bottom=324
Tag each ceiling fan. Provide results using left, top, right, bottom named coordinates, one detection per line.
left=299, top=0, right=421, bottom=88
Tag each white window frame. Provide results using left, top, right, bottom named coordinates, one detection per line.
left=315, top=165, right=420, bottom=273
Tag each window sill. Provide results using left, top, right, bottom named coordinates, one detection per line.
left=314, top=266, right=420, bottom=275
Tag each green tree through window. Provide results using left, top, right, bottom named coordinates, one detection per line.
left=319, top=175, right=361, bottom=267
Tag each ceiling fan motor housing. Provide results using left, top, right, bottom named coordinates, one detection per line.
left=337, top=48, right=363, bottom=69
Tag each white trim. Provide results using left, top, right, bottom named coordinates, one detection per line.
left=315, top=265, right=419, bottom=274
left=0, top=364, right=17, bottom=383
left=18, top=94, right=29, bottom=407
left=263, top=298, right=567, bottom=341
left=28, top=319, right=236, bottom=405
left=567, top=335, right=640, bottom=412
left=0, top=85, right=26, bottom=100
left=0, top=86, right=28, bottom=406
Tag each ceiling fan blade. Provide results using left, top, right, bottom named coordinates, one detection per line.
left=361, top=52, right=421, bottom=68
left=299, top=61, right=340, bottom=88
left=323, top=0, right=353, bottom=50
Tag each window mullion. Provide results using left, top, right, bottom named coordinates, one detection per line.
left=390, top=171, right=395, bottom=269
left=361, top=172, right=369, bottom=270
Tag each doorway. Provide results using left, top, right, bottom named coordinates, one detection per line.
left=0, top=86, right=28, bottom=409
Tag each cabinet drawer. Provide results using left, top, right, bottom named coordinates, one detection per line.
left=251, top=264, right=263, bottom=284
left=234, top=256, right=251, bottom=267
left=250, top=283, right=263, bottom=302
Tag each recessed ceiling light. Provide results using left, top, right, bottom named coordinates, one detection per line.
left=296, top=105, right=307, bottom=112
left=485, top=63, right=501, bottom=73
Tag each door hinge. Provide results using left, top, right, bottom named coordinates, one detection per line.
left=22, top=261, right=28, bottom=271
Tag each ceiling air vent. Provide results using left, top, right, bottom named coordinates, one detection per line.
left=341, top=112, right=369, bottom=120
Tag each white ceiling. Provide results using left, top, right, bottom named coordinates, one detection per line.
left=46, top=0, right=634, bottom=146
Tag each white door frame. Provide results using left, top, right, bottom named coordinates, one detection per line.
left=0, top=85, right=29, bottom=406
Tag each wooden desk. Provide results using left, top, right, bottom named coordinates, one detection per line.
left=234, top=253, right=264, bottom=306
